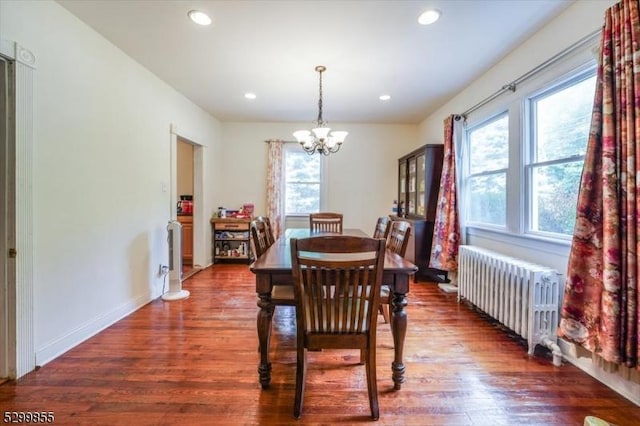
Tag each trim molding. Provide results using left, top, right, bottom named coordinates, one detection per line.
left=1, top=38, right=35, bottom=378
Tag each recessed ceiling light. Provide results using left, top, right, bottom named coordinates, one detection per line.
left=418, top=9, right=440, bottom=25
left=379, top=94, right=391, bottom=101
left=244, top=93, right=257, bottom=100
left=188, top=10, right=212, bottom=26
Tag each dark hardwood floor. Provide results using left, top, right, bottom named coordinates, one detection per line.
left=1, top=264, right=639, bottom=425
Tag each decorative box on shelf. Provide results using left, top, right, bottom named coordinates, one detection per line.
left=210, top=217, right=253, bottom=264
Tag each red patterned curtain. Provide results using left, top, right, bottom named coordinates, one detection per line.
left=429, top=115, right=460, bottom=274
left=266, top=140, right=284, bottom=239
left=559, top=0, right=639, bottom=369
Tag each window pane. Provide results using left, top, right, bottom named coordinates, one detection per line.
left=285, top=183, right=320, bottom=214
left=468, top=174, right=506, bottom=225
left=534, top=75, right=596, bottom=161
left=531, top=161, right=583, bottom=234
left=285, top=151, right=320, bottom=181
left=284, top=148, right=322, bottom=215
left=469, top=114, right=509, bottom=174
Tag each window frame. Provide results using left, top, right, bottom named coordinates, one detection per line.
left=524, top=67, right=597, bottom=240
left=461, top=43, right=598, bottom=246
left=282, top=143, right=328, bottom=217
left=464, top=111, right=510, bottom=230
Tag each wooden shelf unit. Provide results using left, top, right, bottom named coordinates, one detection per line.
left=211, top=218, right=253, bottom=264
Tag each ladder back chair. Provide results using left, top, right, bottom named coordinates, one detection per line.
left=373, top=215, right=391, bottom=239
left=290, top=235, right=386, bottom=420
left=309, top=212, right=343, bottom=233
left=379, top=220, right=411, bottom=324
left=250, top=219, right=294, bottom=307
left=256, top=216, right=275, bottom=246
left=250, top=219, right=271, bottom=258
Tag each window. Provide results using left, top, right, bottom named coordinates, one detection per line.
left=463, top=59, right=597, bottom=242
left=283, top=145, right=323, bottom=215
left=527, top=72, right=596, bottom=236
left=466, top=113, right=509, bottom=226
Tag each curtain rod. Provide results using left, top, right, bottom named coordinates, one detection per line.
left=264, top=139, right=297, bottom=144
left=457, top=28, right=601, bottom=121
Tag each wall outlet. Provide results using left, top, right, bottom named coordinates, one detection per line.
left=159, top=264, right=169, bottom=276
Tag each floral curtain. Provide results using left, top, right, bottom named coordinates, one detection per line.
left=429, top=115, right=461, bottom=275
left=266, top=140, right=284, bottom=239
left=558, top=0, right=639, bottom=369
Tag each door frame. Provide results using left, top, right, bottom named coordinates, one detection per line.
left=1, top=39, right=36, bottom=379
left=170, top=125, right=204, bottom=274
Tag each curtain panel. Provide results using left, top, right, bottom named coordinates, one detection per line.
left=559, top=0, right=639, bottom=369
left=266, top=140, right=284, bottom=240
left=429, top=115, right=461, bottom=274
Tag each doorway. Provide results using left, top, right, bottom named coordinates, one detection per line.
left=176, top=138, right=195, bottom=277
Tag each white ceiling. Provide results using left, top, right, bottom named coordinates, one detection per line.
left=56, top=0, right=573, bottom=124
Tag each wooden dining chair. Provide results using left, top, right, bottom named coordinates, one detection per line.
left=250, top=219, right=294, bottom=308
left=309, top=212, right=343, bottom=233
left=257, top=216, right=275, bottom=246
left=290, top=235, right=386, bottom=420
left=250, top=219, right=271, bottom=258
left=379, top=220, right=411, bottom=324
left=373, top=215, right=390, bottom=239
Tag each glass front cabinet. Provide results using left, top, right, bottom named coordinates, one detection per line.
left=396, top=144, right=448, bottom=282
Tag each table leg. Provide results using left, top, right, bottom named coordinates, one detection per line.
left=257, top=292, right=274, bottom=389
left=390, top=290, right=407, bottom=390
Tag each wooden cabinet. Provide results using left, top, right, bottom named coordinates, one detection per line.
left=177, top=215, right=193, bottom=265
left=211, top=218, right=253, bottom=264
left=396, top=144, right=448, bottom=282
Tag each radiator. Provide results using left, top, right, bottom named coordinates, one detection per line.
left=458, top=245, right=563, bottom=366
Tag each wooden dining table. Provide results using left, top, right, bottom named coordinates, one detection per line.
left=249, top=228, right=418, bottom=390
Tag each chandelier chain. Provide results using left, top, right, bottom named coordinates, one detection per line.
left=317, top=68, right=324, bottom=126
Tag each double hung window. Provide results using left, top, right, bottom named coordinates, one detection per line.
left=283, top=144, right=323, bottom=215
left=527, top=73, right=596, bottom=236
left=463, top=59, right=597, bottom=241
left=466, top=114, right=509, bottom=227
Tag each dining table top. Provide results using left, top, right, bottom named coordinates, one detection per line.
left=249, top=227, right=418, bottom=274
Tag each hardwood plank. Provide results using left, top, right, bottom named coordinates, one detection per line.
left=0, top=264, right=639, bottom=425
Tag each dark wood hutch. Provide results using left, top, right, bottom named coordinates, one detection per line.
left=394, top=144, right=448, bottom=283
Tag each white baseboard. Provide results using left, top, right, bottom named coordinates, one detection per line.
left=559, top=339, right=640, bottom=406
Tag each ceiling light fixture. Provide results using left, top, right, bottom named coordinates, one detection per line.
left=293, top=66, right=348, bottom=156
left=418, top=9, right=440, bottom=25
left=379, top=94, right=391, bottom=101
left=188, top=10, right=212, bottom=26
left=244, top=92, right=257, bottom=100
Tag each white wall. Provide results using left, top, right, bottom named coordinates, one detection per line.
left=1, top=0, right=223, bottom=366
left=416, top=0, right=639, bottom=405
left=219, top=122, right=417, bottom=232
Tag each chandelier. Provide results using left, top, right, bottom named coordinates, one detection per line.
left=293, top=66, right=348, bottom=155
